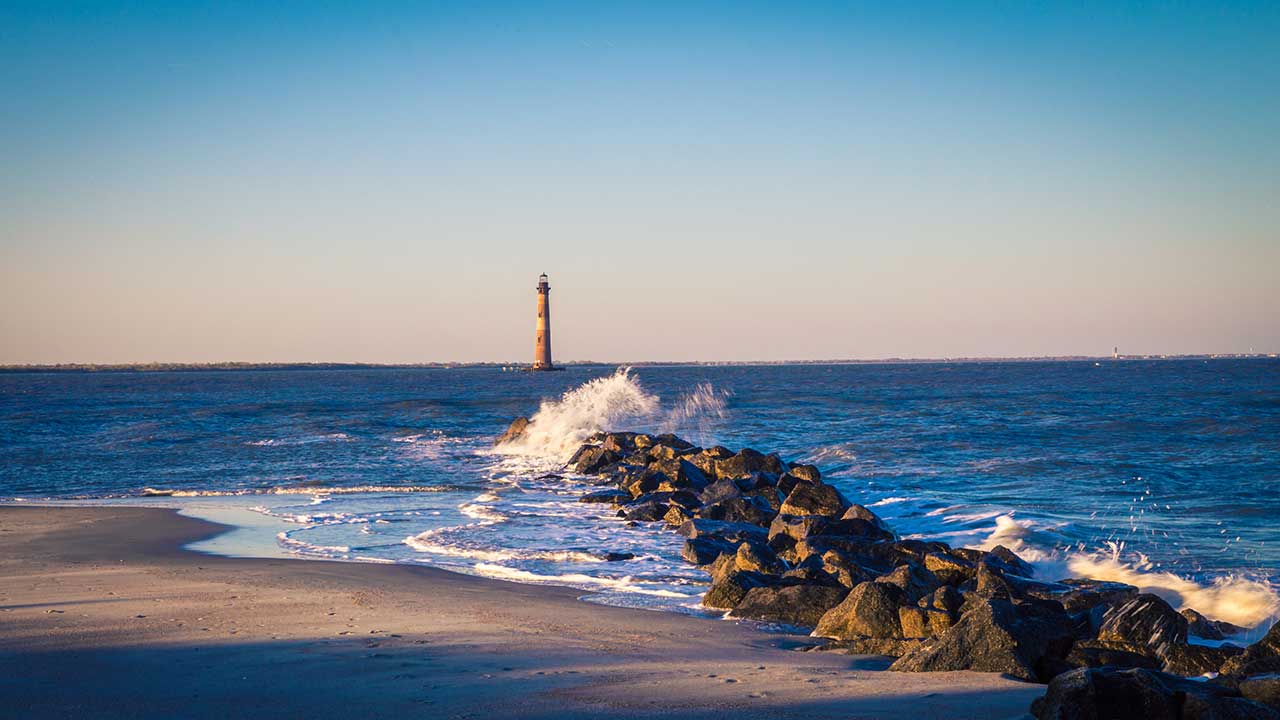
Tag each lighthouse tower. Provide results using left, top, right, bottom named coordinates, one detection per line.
left=532, top=273, right=554, bottom=370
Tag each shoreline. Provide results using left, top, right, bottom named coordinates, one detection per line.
left=0, top=505, right=1043, bottom=718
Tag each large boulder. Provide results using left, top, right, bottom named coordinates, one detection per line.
left=1096, top=594, right=1188, bottom=663
left=682, top=536, right=737, bottom=566
left=1161, top=642, right=1243, bottom=677
left=494, top=416, right=530, bottom=445
left=779, top=483, right=851, bottom=518
left=573, top=446, right=622, bottom=474
left=698, top=496, right=774, bottom=526
left=876, top=563, right=942, bottom=604
left=714, top=449, right=772, bottom=479
left=1182, top=608, right=1243, bottom=641
left=984, top=545, right=1036, bottom=578
left=702, top=569, right=773, bottom=610
left=889, top=597, right=1075, bottom=682
left=924, top=552, right=977, bottom=586
left=788, top=464, right=822, bottom=483
left=813, top=581, right=905, bottom=640
left=1222, top=621, right=1280, bottom=678
left=732, top=584, right=848, bottom=628
left=842, top=503, right=893, bottom=535
left=649, top=458, right=710, bottom=492
left=677, top=519, right=768, bottom=544
left=698, top=479, right=742, bottom=505
left=1066, top=640, right=1162, bottom=671
left=1054, top=578, right=1140, bottom=614
left=735, top=539, right=786, bottom=575
left=1031, top=667, right=1280, bottom=720
left=1241, top=675, right=1280, bottom=712
left=821, top=548, right=876, bottom=588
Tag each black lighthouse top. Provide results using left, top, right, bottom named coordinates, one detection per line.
left=537, top=273, right=549, bottom=290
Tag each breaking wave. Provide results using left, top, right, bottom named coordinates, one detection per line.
left=140, top=484, right=468, bottom=497
left=973, top=514, right=1280, bottom=628
left=494, top=368, right=728, bottom=462
left=471, top=562, right=698, bottom=598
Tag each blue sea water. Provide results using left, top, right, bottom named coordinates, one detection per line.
left=2, top=360, right=1278, bottom=628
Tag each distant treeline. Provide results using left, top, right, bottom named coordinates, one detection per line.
left=0, top=355, right=1273, bottom=374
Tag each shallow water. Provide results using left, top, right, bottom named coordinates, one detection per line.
left=2, top=360, right=1278, bottom=628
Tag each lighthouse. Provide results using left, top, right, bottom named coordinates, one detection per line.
left=532, top=273, right=554, bottom=370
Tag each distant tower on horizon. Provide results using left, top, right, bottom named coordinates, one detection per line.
left=533, top=273, right=554, bottom=370
left=1113, top=346, right=1120, bottom=360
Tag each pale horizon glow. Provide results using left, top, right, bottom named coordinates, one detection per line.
left=2, top=2, right=1278, bottom=364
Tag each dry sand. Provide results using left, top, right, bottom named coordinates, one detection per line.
left=0, top=506, right=1042, bottom=718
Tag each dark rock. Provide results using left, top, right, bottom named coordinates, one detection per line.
left=1097, top=594, right=1189, bottom=662
left=985, top=545, right=1036, bottom=578
left=652, top=433, right=694, bottom=450
left=890, top=597, right=1075, bottom=682
left=663, top=504, right=694, bottom=527
left=1067, top=640, right=1163, bottom=671
left=776, top=472, right=808, bottom=496
left=822, top=636, right=928, bottom=657
left=842, top=504, right=893, bottom=536
left=1055, top=578, right=1140, bottom=614
left=702, top=569, right=772, bottom=610
left=1222, top=621, right=1280, bottom=677
left=632, top=433, right=654, bottom=448
left=1183, top=608, right=1243, bottom=641
left=704, top=445, right=734, bottom=459
left=876, top=563, right=942, bottom=604
left=601, top=432, right=637, bottom=454
left=789, top=464, right=821, bottom=483
left=779, top=483, right=851, bottom=518
left=814, top=581, right=905, bottom=640
left=699, top=479, right=742, bottom=505
left=649, top=458, right=711, bottom=492
left=699, top=496, right=774, bottom=527
left=821, top=549, right=876, bottom=588
left=735, top=539, right=786, bottom=575
left=924, top=552, right=977, bottom=585
left=682, top=536, right=737, bottom=566
left=1161, top=642, right=1243, bottom=677
left=620, top=498, right=668, bottom=522
left=898, top=605, right=955, bottom=639
left=573, top=446, right=622, bottom=474
left=783, top=556, right=841, bottom=586
left=768, top=514, right=831, bottom=544
left=677, top=519, right=768, bottom=544
left=920, top=586, right=964, bottom=615
left=578, top=489, right=631, bottom=504
left=733, top=472, right=778, bottom=492
left=733, top=584, right=848, bottom=628
left=713, top=449, right=771, bottom=479
left=602, top=552, right=635, bottom=562
left=1241, top=675, right=1280, bottom=712
left=762, top=453, right=787, bottom=475
left=566, top=442, right=596, bottom=467
left=743, top=486, right=783, bottom=512
left=1031, top=667, right=1280, bottom=720
left=495, top=416, right=530, bottom=445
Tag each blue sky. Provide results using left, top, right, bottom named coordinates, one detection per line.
left=2, top=1, right=1277, bottom=362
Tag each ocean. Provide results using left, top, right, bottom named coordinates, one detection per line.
left=3, top=360, right=1278, bottom=630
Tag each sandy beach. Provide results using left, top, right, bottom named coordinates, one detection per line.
left=0, top=506, right=1043, bottom=719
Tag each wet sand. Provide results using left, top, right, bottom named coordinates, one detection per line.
left=0, top=506, right=1041, bottom=718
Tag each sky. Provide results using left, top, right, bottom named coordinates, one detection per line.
left=2, top=1, right=1278, bottom=364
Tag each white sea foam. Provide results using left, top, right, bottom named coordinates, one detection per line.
left=141, top=484, right=461, bottom=497
left=471, top=562, right=697, bottom=598
left=970, top=515, right=1280, bottom=628
left=247, top=433, right=351, bottom=447
left=403, top=529, right=603, bottom=563
left=249, top=506, right=369, bottom=525
left=494, top=368, right=729, bottom=462
left=869, top=496, right=911, bottom=506
left=275, top=532, right=350, bottom=556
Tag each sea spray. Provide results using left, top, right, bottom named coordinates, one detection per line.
left=973, top=514, right=1280, bottom=629
left=494, top=368, right=730, bottom=461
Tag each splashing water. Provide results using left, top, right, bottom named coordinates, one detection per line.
left=1067, top=542, right=1280, bottom=629
left=970, top=515, right=1279, bottom=629
left=495, top=368, right=729, bottom=462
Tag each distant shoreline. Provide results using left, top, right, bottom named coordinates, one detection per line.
left=0, top=354, right=1274, bottom=374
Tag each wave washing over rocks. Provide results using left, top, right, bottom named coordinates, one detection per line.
left=496, top=418, right=1280, bottom=718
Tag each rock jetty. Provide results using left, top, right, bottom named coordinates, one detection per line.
left=497, top=420, right=1280, bottom=716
